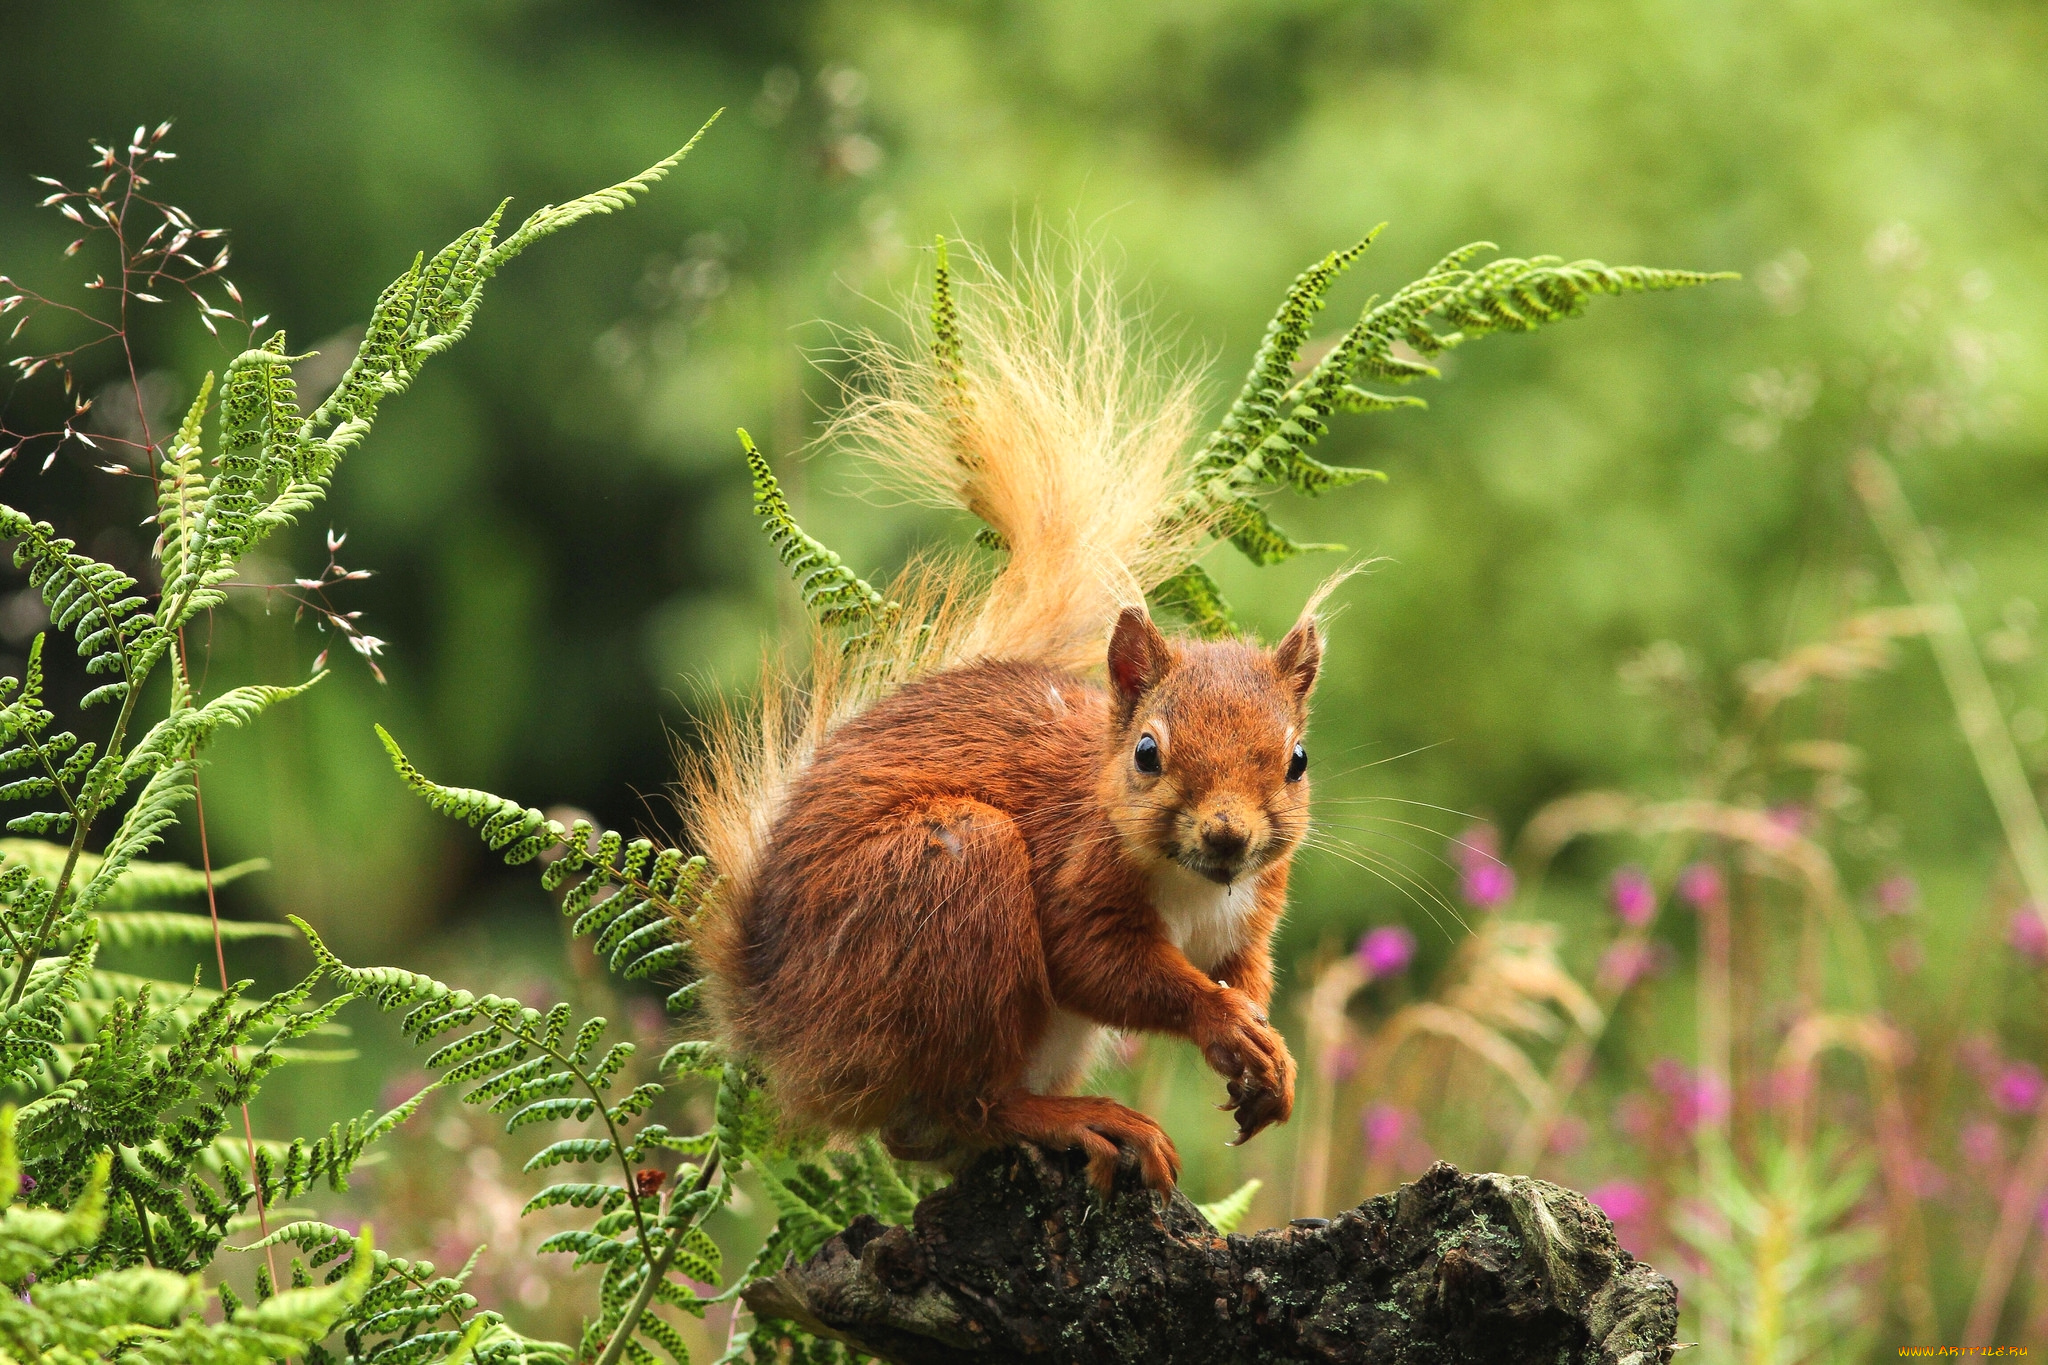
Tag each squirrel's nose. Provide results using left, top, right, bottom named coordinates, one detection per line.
left=1201, top=823, right=1249, bottom=861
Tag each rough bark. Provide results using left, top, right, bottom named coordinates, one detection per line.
left=745, top=1146, right=1679, bottom=1364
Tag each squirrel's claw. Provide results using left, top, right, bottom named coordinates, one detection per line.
left=1197, top=988, right=1298, bottom=1143
left=1221, top=1068, right=1286, bottom=1144
left=1232, top=1084, right=1288, bottom=1143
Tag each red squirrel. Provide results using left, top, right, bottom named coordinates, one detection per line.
left=689, top=246, right=1330, bottom=1191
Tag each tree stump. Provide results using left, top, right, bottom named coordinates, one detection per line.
left=744, top=1147, right=1680, bottom=1364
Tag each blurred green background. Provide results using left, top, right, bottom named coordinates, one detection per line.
left=3, top=0, right=2046, bottom=1350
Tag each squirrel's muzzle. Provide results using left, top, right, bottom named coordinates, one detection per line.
left=1184, top=800, right=1267, bottom=882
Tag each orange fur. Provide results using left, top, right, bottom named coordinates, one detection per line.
left=682, top=245, right=1333, bottom=1191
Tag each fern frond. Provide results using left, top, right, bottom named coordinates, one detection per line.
left=526, top=1138, right=617, bottom=1173
left=292, top=919, right=664, bottom=1202
left=68, top=759, right=195, bottom=920
left=234, top=1222, right=571, bottom=1364
left=376, top=728, right=712, bottom=989
left=716, top=1125, right=934, bottom=1363
left=1427, top=255, right=1732, bottom=347
left=9, top=949, right=379, bottom=1280
left=374, top=725, right=566, bottom=864
left=738, top=429, right=900, bottom=644
left=155, top=373, right=215, bottom=613
left=154, top=126, right=716, bottom=630
left=523, top=1183, right=631, bottom=1217
left=0, top=636, right=78, bottom=840
left=293, top=913, right=740, bottom=1364
left=0, top=932, right=94, bottom=1092
left=0, top=512, right=165, bottom=699
left=89, top=910, right=290, bottom=951
left=1195, top=231, right=1381, bottom=491
left=187, top=333, right=308, bottom=598
left=56, top=969, right=345, bottom=1059
left=1195, top=1177, right=1262, bottom=1234
left=224, top=1226, right=377, bottom=1347
left=0, top=1139, right=111, bottom=1280
left=931, top=235, right=971, bottom=436
left=122, top=679, right=324, bottom=793
left=0, top=125, right=732, bottom=1365
left=1180, top=236, right=1732, bottom=620
left=1148, top=562, right=1236, bottom=640
left=482, top=114, right=722, bottom=276
left=1, top=839, right=265, bottom=910
left=1209, top=494, right=1341, bottom=567
left=295, top=249, right=425, bottom=473
left=931, top=236, right=964, bottom=389
left=855, top=1135, right=918, bottom=1226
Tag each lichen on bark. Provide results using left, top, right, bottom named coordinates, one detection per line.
left=745, top=1146, right=1680, bottom=1363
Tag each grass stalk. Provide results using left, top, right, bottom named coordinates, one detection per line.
left=1851, top=450, right=2048, bottom=1345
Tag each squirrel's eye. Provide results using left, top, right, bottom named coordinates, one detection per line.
left=1133, top=733, right=1161, bottom=775
left=1287, top=742, right=1307, bottom=782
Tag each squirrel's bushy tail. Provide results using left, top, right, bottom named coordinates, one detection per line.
left=830, top=239, right=1208, bottom=674
left=681, top=240, right=1210, bottom=1035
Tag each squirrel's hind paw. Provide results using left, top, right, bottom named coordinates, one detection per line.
left=990, top=1092, right=1181, bottom=1193
left=1069, top=1109, right=1179, bottom=1193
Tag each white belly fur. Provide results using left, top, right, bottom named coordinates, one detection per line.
left=1022, top=869, right=1256, bottom=1093
left=1150, top=864, right=1259, bottom=977
left=1024, top=1007, right=1106, bottom=1093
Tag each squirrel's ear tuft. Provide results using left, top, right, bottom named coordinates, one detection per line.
left=1108, top=607, right=1172, bottom=712
left=1274, top=615, right=1323, bottom=702
left=1275, top=567, right=1351, bottom=702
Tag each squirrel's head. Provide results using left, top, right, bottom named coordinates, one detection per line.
left=1099, top=605, right=1322, bottom=886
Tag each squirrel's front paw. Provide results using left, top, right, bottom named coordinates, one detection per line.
left=1194, top=990, right=1296, bottom=1145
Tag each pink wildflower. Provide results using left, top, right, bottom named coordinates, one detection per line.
left=1453, top=824, right=1516, bottom=910
left=1992, top=1061, right=2045, bottom=1114
left=1587, top=1180, right=1654, bottom=1255
left=2009, top=906, right=2048, bottom=964
left=1650, top=1057, right=1729, bottom=1133
left=1767, top=803, right=1811, bottom=836
left=1462, top=861, right=1516, bottom=907
left=1600, top=940, right=1663, bottom=990
left=1587, top=1179, right=1648, bottom=1224
left=1873, top=872, right=1919, bottom=916
left=1677, top=861, right=1724, bottom=910
left=1356, top=925, right=1417, bottom=977
left=1609, top=866, right=1656, bottom=927
left=1458, top=822, right=1501, bottom=860
left=1362, top=1103, right=1413, bottom=1155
